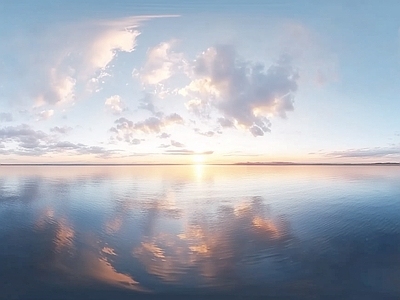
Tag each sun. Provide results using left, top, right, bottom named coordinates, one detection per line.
left=192, top=154, right=205, bottom=164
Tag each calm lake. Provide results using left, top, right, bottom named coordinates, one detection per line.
left=0, top=165, right=399, bottom=299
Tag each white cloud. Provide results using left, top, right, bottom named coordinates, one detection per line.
left=36, top=109, right=54, bottom=121
left=105, top=95, right=125, bottom=115
left=110, top=113, right=184, bottom=143
left=88, top=30, right=139, bottom=72
left=0, top=124, right=117, bottom=157
left=0, top=124, right=49, bottom=150
left=33, top=74, right=76, bottom=107
left=133, top=117, right=166, bottom=134
left=6, top=16, right=163, bottom=106
left=138, top=41, right=184, bottom=85
left=180, top=45, right=299, bottom=136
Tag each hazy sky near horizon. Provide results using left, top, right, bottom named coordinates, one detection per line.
left=1, top=0, right=400, bottom=163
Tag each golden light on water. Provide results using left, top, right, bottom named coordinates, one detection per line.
left=194, top=164, right=204, bottom=181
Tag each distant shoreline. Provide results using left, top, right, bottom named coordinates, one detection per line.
left=0, top=162, right=399, bottom=166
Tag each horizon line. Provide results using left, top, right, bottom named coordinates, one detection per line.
left=1, top=162, right=399, bottom=166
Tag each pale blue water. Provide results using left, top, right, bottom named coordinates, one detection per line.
left=0, top=165, right=399, bottom=299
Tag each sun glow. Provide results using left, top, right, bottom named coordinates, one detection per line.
left=192, top=154, right=205, bottom=165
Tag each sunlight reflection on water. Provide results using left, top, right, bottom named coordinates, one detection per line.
left=0, top=166, right=400, bottom=299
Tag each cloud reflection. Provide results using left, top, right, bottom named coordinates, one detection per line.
left=30, top=209, right=145, bottom=293
left=2, top=166, right=400, bottom=298
left=133, top=197, right=293, bottom=288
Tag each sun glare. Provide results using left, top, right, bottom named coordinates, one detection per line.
left=193, top=154, right=205, bottom=165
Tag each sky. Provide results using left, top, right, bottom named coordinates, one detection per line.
left=0, top=0, right=400, bottom=164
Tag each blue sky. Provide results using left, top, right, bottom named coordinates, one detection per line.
left=0, top=0, right=399, bottom=163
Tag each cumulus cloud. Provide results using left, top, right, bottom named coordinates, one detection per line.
left=0, top=124, right=49, bottom=150
left=0, top=113, right=13, bottom=122
left=133, top=117, right=169, bottom=134
left=131, top=138, right=142, bottom=145
left=36, top=109, right=54, bottom=121
left=158, top=132, right=171, bottom=139
left=110, top=113, right=184, bottom=143
left=163, top=113, right=184, bottom=124
left=0, top=124, right=115, bottom=157
left=50, top=126, right=73, bottom=135
left=180, top=45, right=299, bottom=136
left=104, top=95, right=126, bottom=115
left=137, top=41, right=183, bottom=85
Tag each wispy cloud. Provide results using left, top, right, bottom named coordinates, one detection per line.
left=170, top=140, right=185, bottom=148
left=5, top=15, right=172, bottom=108
left=325, top=147, right=400, bottom=159
left=194, top=128, right=215, bottom=137
left=163, top=149, right=213, bottom=155
left=137, top=93, right=161, bottom=116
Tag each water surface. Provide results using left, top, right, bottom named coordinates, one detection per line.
left=0, top=165, right=399, bottom=299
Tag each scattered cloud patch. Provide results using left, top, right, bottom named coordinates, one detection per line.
left=194, top=128, right=215, bottom=137
left=137, top=93, right=159, bottom=115
left=0, top=124, right=116, bottom=158
left=133, top=117, right=168, bottom=134
left=110, top=113, right=184, bottom=143
left=158, top=144, right=170, bottom=148
left=50, top=126, right=73, bottom=135
left=33, top=75, right=76, bottom=107
left=105, top=95, right=126, bottom=115
left=0, top=124, right=49, bottom=149
left=158, top=132, right=171, bottom=139
left=131, top=138, right=142, bottom=145
left=8, top=16, right=162, bottom=106
left=36, top=109, right=54, bottom=121
left=171, top=140, right=185, bottom=148
left=163, top=113, right=183, bottom=124
left=138, top=41, right=183, bottom=85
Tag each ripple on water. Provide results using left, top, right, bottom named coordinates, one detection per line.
left=0, top=166, right=399, bottom=298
